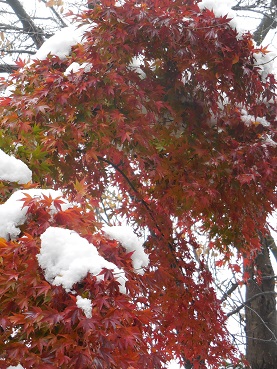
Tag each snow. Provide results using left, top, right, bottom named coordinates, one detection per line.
left=240, top=109, right=276, bottom=146
left=115, top=0, right=125, bottom=6
left=0, top=189, right=71, bottom=240
left=37, top=225, right=148, bottom=316
left=64, top=61, right=93, bottom=75
left=38, top=227, right=127, bottom=293
left=103, top=225, right=149, bottom=274
left=0, top=149, right=32, bottom=184
left=76, top=295, right=92, bottom=318
left=129, top=56, right=146, bottom=79
left=263, top=134, right=277, bottom=147
left=253, top=50, right=277, bottom=80
left=7, top=365, right=24, bottom=369
left=241, top=109, right=270, bottom=127
left=33, top=25, right=85, bottom=61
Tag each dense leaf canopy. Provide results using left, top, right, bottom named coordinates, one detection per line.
left=0, top=1, right=276, bottom=368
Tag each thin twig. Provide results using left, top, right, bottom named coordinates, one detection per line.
left=227, top=291, right=277, bottom=317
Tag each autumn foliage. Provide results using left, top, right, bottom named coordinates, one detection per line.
left=0, top=0, right=276, bottom=368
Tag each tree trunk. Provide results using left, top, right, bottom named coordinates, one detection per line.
left=253, top=0, right=277, bottom=45
left=245, top=237, right=277, bottom=369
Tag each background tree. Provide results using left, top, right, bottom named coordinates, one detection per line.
left=232, top=0, right=277, bottom=44
left=229, top=3, right=277, bottom=368
left=0, top=0, right=76, bottom=72
left=0, top=1, right=276, bottom=369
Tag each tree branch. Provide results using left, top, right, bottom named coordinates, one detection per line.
left=5, top=0, right=45, bottom=48
left=220, top=282, right=239, bottom=302
left=40, top=0, right=67, bottom=28
left=0, top=48, right=36, bottom=54
left=253, top=15, right=277, bottom=45
left=227, top=291, right=277, bottom=317
left=0, top=63, right=19, bottom=73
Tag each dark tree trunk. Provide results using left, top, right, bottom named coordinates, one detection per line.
left=245, top=236, right=277, bottom=369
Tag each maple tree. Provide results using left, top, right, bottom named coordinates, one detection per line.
left=0, top=0, right=276, bottom=368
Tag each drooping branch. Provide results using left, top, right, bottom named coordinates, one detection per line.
left=5, top=0, right=45, bottom=48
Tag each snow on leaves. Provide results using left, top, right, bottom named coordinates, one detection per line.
left=0, top=191, right=150, bottom=369
left=103, top=225, right=149, bottom=274
left=0, top=189, right=71, bottom=240
left=38, top=226, right=128, bottom=293
left=0, top=149, right=32, bottom=184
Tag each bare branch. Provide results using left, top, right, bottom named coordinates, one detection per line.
left=40, top=0, right=68, bottom=28
left=227, top=291, right=277, bottom=317
left=233, top=0, right=277, bottom=45
left=0, top=63, right=18, bottom=72
left=5, top=0, right=45, bottom=48
left=253, top=15, right=277, bottom=44
left=0, top=48, right=36, bottom=54
left=220, top=282, right=239, bottom=302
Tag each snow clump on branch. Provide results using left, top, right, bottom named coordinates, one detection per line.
left=38, top=226, right=128, bottom=293
left=0, top=189, right=71, bottom=240
left=33, top=24, right=92, bottom=61
left=103, top=225, right=149, bottom=274
left=64, top=62, right=93, bottom=75
left=253, top=50, right=277, bottom=80
left=76, top=295, right=93, bottom=318
left=0, top=149, right=32, bottom=184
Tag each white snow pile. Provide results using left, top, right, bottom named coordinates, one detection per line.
left=64, top=62, right=93, bottom=76
left=253, top=50, right=277, bottom=80
left=129, top=56, right=146, bottom=79
left=38, top=225, right=149, bottom=317
left=262, top=134, right=277, bottom=147
left=240, top=109, right=276, bottom=146
left=34, top=26, right=81, bottom=60
left=76, top=295, right=93, bottom=318
left=103, top=225, right=149, bottom=274
left=38, top=227, right=128, bottom=294
left=240, top=109, right=270, bottom=127
left=0, top=149, right=32, bottom=184
left=0, top=189, right=71, bottom=240
left=33, top=24, right=91, bottom=61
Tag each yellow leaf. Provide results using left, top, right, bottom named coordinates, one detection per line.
left=232, top=54, right=239, bottom=65
left=46, top=0, right=63, bottom=6
left=0, top=237, right=7, bottom=247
